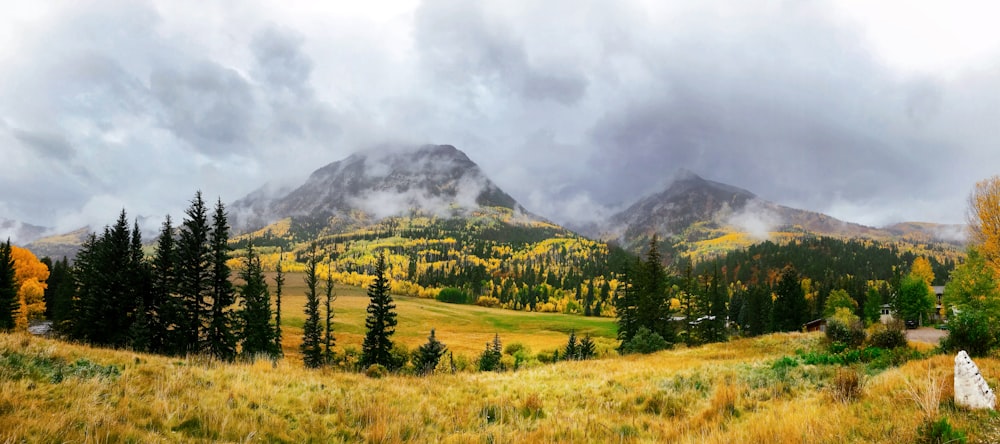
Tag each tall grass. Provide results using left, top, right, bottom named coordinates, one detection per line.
left=2, top=330, right=997, bottom=442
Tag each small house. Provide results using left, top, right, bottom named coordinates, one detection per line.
left=804, top=318, right=827, bottom=332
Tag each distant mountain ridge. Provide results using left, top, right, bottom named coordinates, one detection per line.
left=596, top=169, right=964, bottom=261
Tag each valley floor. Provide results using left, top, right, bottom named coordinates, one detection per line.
left=2, top=331, right=999, bottom=443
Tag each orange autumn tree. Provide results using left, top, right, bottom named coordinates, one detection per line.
left=11, top=245, right=48, bottom=330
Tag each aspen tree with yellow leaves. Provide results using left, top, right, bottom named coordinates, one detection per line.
left=968, top=176, right=1000, bottom=274
left=11, top=245, right=49, bottom=330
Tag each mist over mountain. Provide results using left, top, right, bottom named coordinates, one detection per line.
left=0, top=219, right=48, bottom=245
left=596, top=169, right=963, bottom=257
left=231, top=144, right=533, bottom=232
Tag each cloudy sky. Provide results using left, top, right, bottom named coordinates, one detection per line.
left=3, top=0, right=1000, bottom=240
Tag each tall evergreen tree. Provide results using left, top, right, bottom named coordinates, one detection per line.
left=128, top=220, right=153, bottom=352
left=413, top=328, right=447, bottom=375
left=45, top=257, right=73, bottom=330
left=300, top=248, right=324, bottom=368
left=772, top=267, right=807, bottom=332
left=614, top=264, right=639, bottom=349
left=703, top=266, right=728, bottom=343
left=177, top=192, right=211, bottom=354
left=206, top=198, right=237, bottom=361
left=151, top=215, right=180, bottom=354
left=273, top=247, right=285, bottom=357
left=563, top=329, right=579, bottom=360
left=634, top=236, right=675, bottom=345
left=323, top=258, right=337, bottom=364
left=0, top=239, right=17, bottom=331
left=359, top=251, right=398, bottom=369
left=583, top=281, right=595, bottom=316
left=578, top=334, right=596, bottom=360
left=239, top=240, right=276, bottom=359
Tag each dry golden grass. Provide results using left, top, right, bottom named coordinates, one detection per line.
left=3, top=328, right=999, bottom=443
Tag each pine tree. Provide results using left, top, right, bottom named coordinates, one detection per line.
left=413, top=328, right=447, bottom=375
left=151, top=215, right=179, bottom=354
left=301, top=248, right=324, bottom=368
left=273, top=247, right=285, bottom=357
left=578, top=334, right=596, bottom=360
left=0, top=239, right=17, bottom=331
left=615, top=264, right=639, bottom=349
left=239, top=240, right=276, bottom=359
left=128, top=220, right=153, bottom=352
left=360, top=251, right=398, bottom=369
left=323, top=258, right=337, bottom=364
left=477, top=333, right=503, bottom=371
left=635, top=236, right=674, bottom=345
left=563, top=329, right=579, bottom=360
left=46, top=257, right=73, bottom=331
left=773, top=267, right=807, bottom=332
left=177, top=192, right=211, bottom=354
left=206, top=198, right=237, bottom=361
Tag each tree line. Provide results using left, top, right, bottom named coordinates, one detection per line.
left=46, top=192, right=285, bottom=361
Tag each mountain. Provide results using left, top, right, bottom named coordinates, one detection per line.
left=599, top=170, right=963, bottom=263
left=24, top=226, right=90, bottom=262
left=232, top=144, right=532, bottom=232
left=0, top=219, right=49, bottom=244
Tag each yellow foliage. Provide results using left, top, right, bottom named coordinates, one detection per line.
left=968, top=176, right=1000, bottom=274
left=910, top=257, right=934, bottom=287
left=11, top=246, right=48, bottom=330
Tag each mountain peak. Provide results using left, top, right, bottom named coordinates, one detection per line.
left=232, top=144, right=529, bottom=230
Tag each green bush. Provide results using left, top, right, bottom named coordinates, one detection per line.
left=825, top=319, right=865, bottom=350
left=917, top=417, right=967, bottom=444
left=940, top=310, right=995, bottom=357
left=364, top=364, right=388, bottom=379
left=868, top=321, right=908, bottom=349
left=436, top=287, right=471, bottom=304
left=620, top=326, right=669, bottom=354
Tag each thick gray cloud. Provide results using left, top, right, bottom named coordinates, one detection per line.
left=0, top=0, right=998, bottom=243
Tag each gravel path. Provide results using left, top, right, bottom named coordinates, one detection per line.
left=905, top=327, right=947, bottom=344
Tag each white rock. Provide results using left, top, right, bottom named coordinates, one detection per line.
left=954, top=350, right=996, bottom=410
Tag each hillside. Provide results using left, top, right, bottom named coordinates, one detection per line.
left=224, top=145, right=631, bottom=315
left=3, top=329, right=996, bottom=442
left=598, top=170, right=964, bottom=264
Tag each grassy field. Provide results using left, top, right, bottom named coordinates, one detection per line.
left=2, top=277, right=1000, bottom=443
left=273, top=272, right=618, bottom=360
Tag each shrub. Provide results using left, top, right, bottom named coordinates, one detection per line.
left=825, top=318, right=865, bottom=350
left=620, top=326, right=669, bottom=354
left=940, top=310, right=995, bottom=357
left=868, top=320, right=908, bottom=349
left=475, top=296, right=501, bottom=308
left=831, top=367, right=863, bottom=403
left=436, top=287, right=471, bottom=304
left=916, top=417, right=967, bottom=444
left=364, top=364, right=388, bottom=379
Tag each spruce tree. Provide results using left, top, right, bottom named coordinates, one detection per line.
left=323, top=258, right=337, bottom=364
left=300, top=248, right=324, bottom=368
left=46, top=257, right=73, bottom=331
left=614, top=264, right=639, bottom=349
left=477, top=333, right=503, bottom=371
left=413, top=328, right=447, bottom=375
left=239, top=240, right=276, bottom=359
left=578, top=334, right=596, bottom=360
left=773, top=267, right=807, bottom=332
left=583, top=282, right=594, bottom=316
left=177, top=192, right=211, bottom=354
left=128, top=220, right=153, bottom=352
left=359, top=251, right=397, bottom=369
left=151, top=215, right=179, bottom=354
left=207, top=198, right=237, bottom=361
left=563, top=329, right=579, bottom=360
left=0, top=239, right=17, bottom=331
left=273, top=247, right=285, bottom=357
